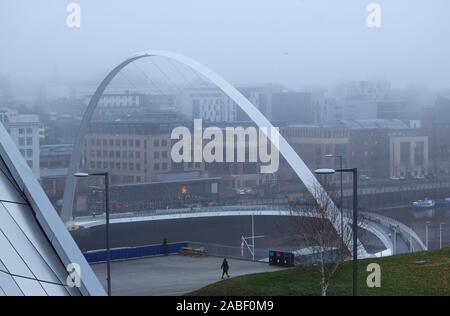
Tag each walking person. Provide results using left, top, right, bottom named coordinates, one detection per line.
left=221, top=258, right=230, bottom=279
left=162, top=237, right=168, bottom=256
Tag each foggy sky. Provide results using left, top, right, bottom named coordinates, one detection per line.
left=1, top=0, right=450, bottom=93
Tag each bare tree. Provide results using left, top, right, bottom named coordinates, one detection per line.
left=288, top=180, right=363, bottom=296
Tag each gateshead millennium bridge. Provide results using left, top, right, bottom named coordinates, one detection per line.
left=62, top=50, right=425, bottom=258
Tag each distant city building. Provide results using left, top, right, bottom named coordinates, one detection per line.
left=271, top=91, right=313, bottom=124
left=41, top=112, right=82, bottom=145
left=87, top=172, right=220, bottom=214
left=85, top=90, right=147, bottom=117
left=281, top=119, right=429, bottom=180
left=333, top=99, right=378, bottom=122
left=39, top=144, right=73, bottom=207
left=84, top=118, right=204, bottom=184
left=339, top=119, right=429, bottom=179
left=201, top=121, right=278, bottom=193
left=422, top=96, right=450, bottom=175
left=179, top=87, right=237, bottom=122
left=148, top=93, right=178, bottom=112
left=312, top=95, right=338, bottom=124
left=376, top=100, right=408, bottom=120
left=179, top=86, right=275, bottom=123
left=40, top=143, right=73, bottom=169
left=315, top=82, right=411, bottom=124
left=335, top=80, right=391, bottom=100
left=281, top=124, right=350, bottom=179
left=236, top=86, right=274, bottom=121
left=0, top=108, right=40, bottom=178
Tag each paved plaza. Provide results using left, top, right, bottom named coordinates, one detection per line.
left=91, top=255, right=284, bottom=296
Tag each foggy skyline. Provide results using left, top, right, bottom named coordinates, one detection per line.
left=1, top=0, right=450, bottom=94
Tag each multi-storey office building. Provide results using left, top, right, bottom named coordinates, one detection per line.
left=422, top=96, right=450, bottom=175
left=281, top=124, right=350, bottom=181
left=340, top=119, right=429, bottom=179
left=84, top=117, right=204, bottom=185
left=84, top=91, right=147, bottom=118
left=0, top=108, right=40, bottom=178
left=179, top=86, right=274, bottom=123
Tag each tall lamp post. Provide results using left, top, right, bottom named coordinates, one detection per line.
left=315, top=167, right=358, bottom=296
left=324, top=154, right=344, bottom=249
left=439, top=222, right=445, bottom=249
left=425, top=221, right=431, bottom=251
left=74, top=172, right=111, bottom=296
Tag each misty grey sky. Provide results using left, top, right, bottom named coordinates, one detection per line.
left=1, top=0, right=450, bottom=91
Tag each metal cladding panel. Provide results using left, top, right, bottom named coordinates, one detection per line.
left=0, top=123, right=105, bottom=296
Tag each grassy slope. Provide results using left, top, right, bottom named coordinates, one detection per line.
left=189, top=248, right=450, bottom=296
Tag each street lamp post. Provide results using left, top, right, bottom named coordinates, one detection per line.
left=439, top=222, right=445, bottom=249
left=315, top=167, right=358, bottom=296
left=392, top=224, right=400, bottom=255
left=74, top=172, right=111, bottom=296
left=425, top=221, right=431, bottom=251
left=325, top=155, right=344, bottom=250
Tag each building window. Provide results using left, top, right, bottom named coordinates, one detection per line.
left=19, top=137, right=25, bottom=146
left=122, top=139, right=127, bottom=147
left=103, top=162, right=108, bottom=169
left=162, top=151, right=168, bottom=159
left=162, top=162, right=168, bottom=170
left=154, top=163, right=160, bottom=170
left=115, top=139, right=120, bottom=146
left=154, top=152, right=160, bottom=159
left=400, top=142, right=410, bottom=166
left=90, top=161, right=95, bottom=169
left=19, top=128, right=25, bottom=135
left=136, top=151, right=140, bottom=159
left=109, top=139, right=114, bottom=146
left=116, top=163, right=121, bottom=169
left=26, top=137, right=32, bottom=146
left=154, top=139, right=160, bottom=147
left=135, top=140, right=141, bottom=147
left=26, top=149, right=32, bottom=157
left=129, top=139, right=134, bottom=147
left=26, top=128, right=32, bottom=134
left=136, top=163, right=141, bottom=170
left=161, top=139, right=167, bottom=146
left=20, top=149, right=25, bottom=156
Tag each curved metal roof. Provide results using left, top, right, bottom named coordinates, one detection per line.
left=0, top=123, right=105, bottom=296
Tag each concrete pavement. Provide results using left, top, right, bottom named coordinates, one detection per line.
left=91, top=255, right=284, bottom=296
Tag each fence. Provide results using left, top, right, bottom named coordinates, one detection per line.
left=84, top=241, right=188, bottom=263
left=188, top=241, right=269, bottom=261
left=84, top=240, right=313, bottom=265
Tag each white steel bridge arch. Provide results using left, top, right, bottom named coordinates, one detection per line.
left=62, top=50, right=371, bottom=256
